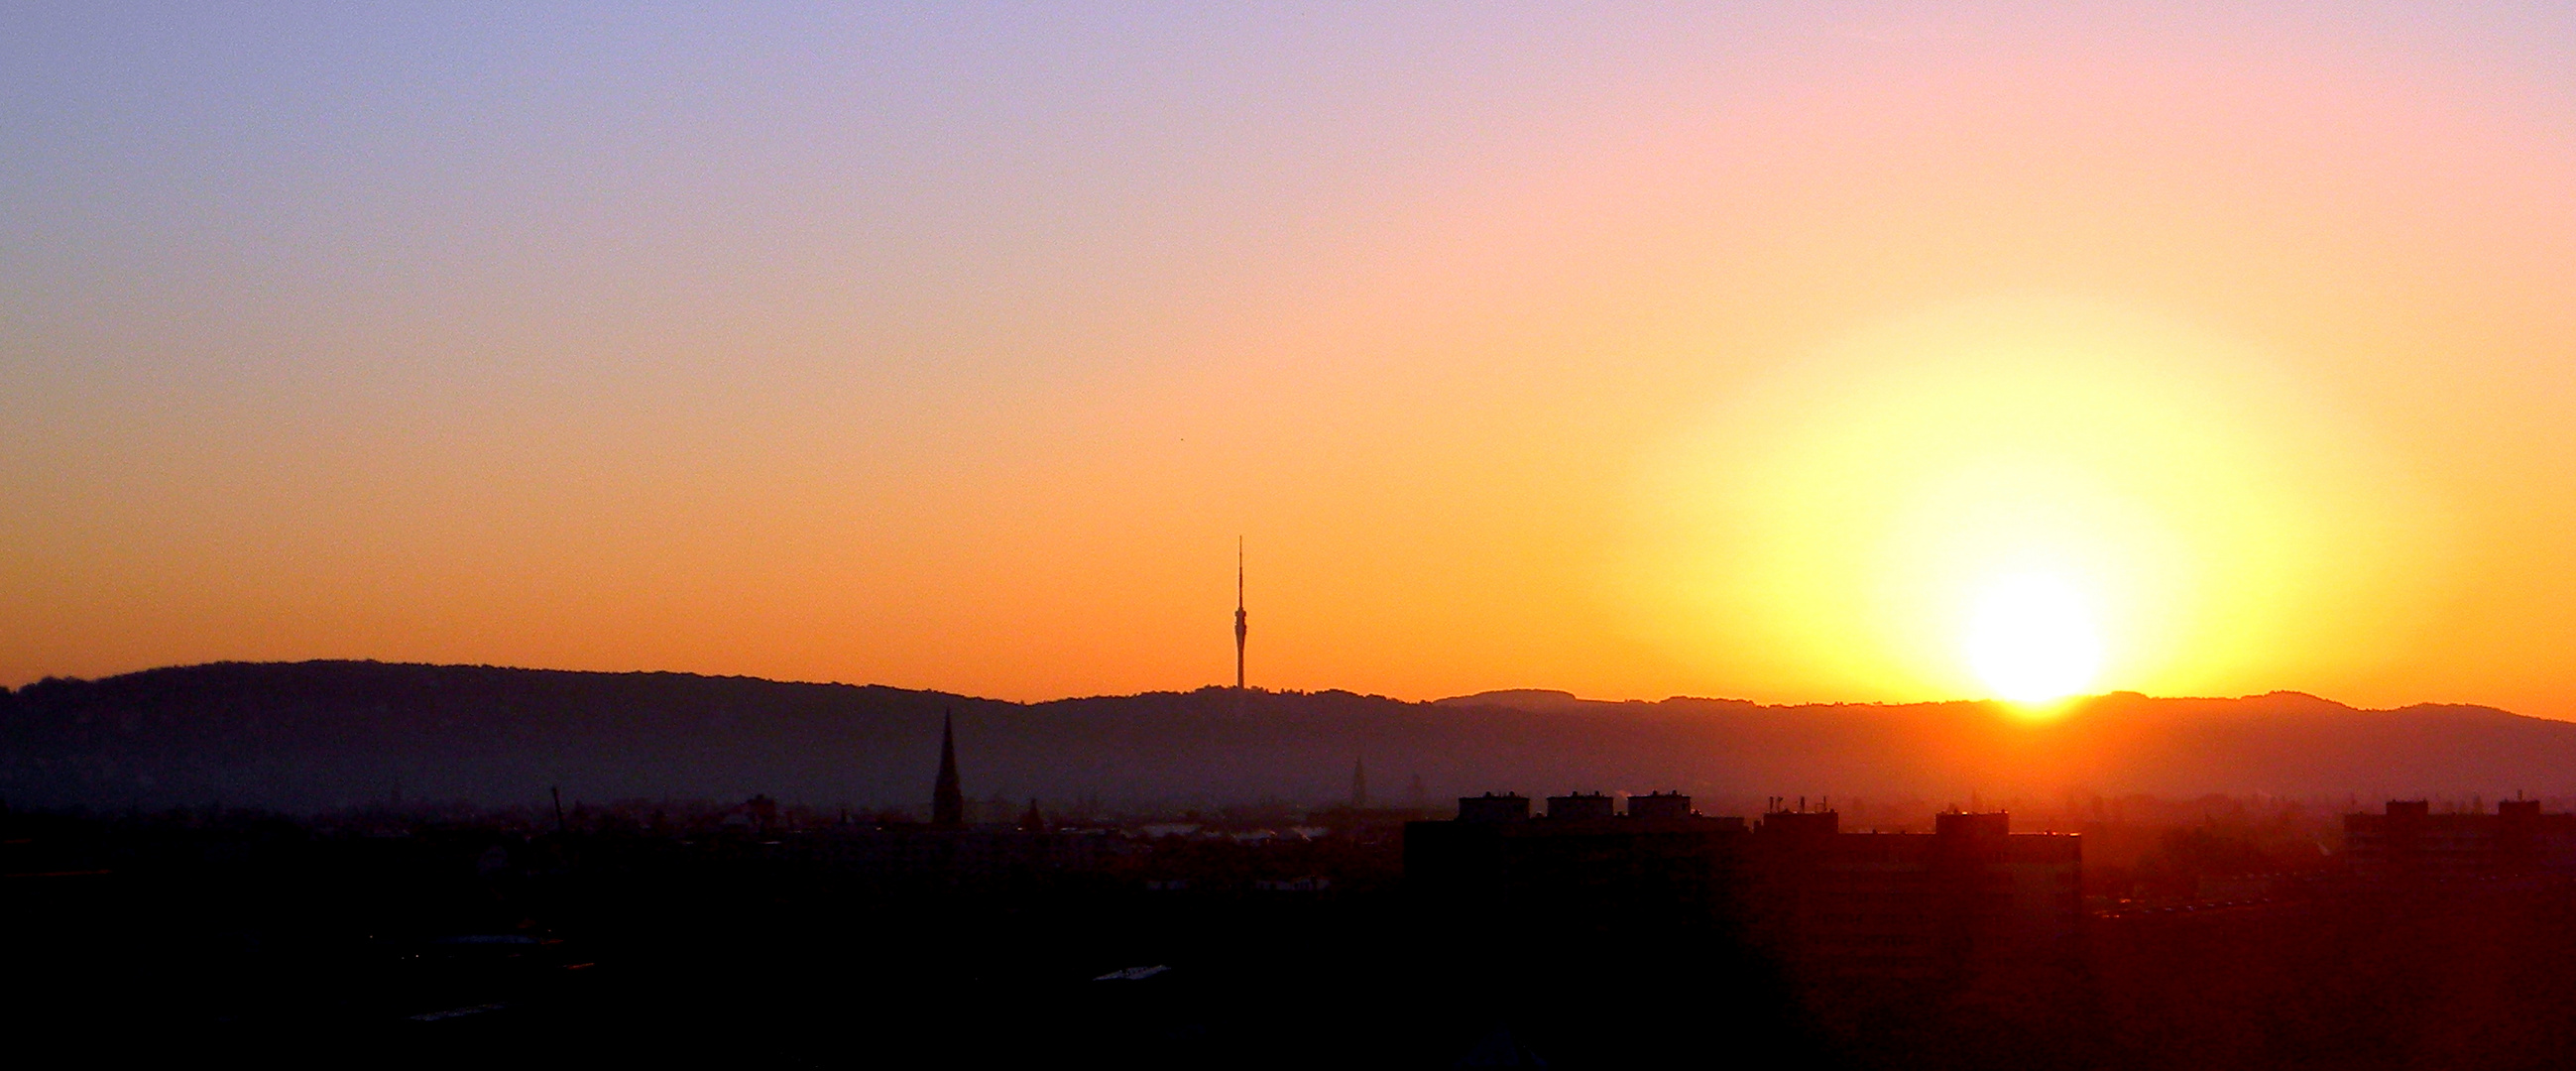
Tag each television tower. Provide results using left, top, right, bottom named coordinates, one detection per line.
left=1234, top=537, right=1248, bottom=690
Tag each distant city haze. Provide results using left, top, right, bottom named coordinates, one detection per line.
left=13, top=8, right=2576, bottom=715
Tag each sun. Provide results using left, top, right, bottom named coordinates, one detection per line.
left=1965, top=573, right=2102, bottom=705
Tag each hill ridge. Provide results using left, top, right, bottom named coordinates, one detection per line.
left=3, top=660, right=2570, bottom=812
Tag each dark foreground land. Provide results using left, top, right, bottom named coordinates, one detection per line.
left=10, top=807, right=2576, bottom=1069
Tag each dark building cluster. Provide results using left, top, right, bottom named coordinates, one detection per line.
left=1408, top=791, right=2079, bottom=984
left=21, top=701, right=2576, bottom=1069
left=2343, top=797, right=2576, bottom=880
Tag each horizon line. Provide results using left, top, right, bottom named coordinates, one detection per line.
left=9, top=656, right=2537, bottom=720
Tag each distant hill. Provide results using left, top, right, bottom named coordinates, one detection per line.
left=5, top=661, right=2575, bottom=813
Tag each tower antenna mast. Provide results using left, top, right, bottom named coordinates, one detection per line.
left=1234, top=537, right=1248, bottom=690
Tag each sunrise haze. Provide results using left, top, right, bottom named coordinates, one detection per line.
left=11, top=5, right=2576, bottom=713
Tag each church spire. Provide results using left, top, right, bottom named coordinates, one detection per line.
left=932, top=709, right=964, bottom=827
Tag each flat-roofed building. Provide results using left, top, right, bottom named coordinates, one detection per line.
left=1406, top=790, right=1750, bottom=932
left=1406, top=795, right=2079, bottom=980
left=1753, top=809, right=2079, bottom=979
left=2344, top=798, right=2576, bottom=880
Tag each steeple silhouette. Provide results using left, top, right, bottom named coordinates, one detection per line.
left=1234, top=537, right=1248, bottom=690
left=932, top=709, right=964, bottom=828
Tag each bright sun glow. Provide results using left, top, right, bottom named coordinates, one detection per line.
left=1965, top=573, right=2102, bottom=704
left=1623, top=298, right=2447, bottom=705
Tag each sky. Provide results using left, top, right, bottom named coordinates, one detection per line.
left=9, top=3, right=2576, bottom=713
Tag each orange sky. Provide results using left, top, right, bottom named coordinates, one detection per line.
left=10, top=6, right=2576, bottom=714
